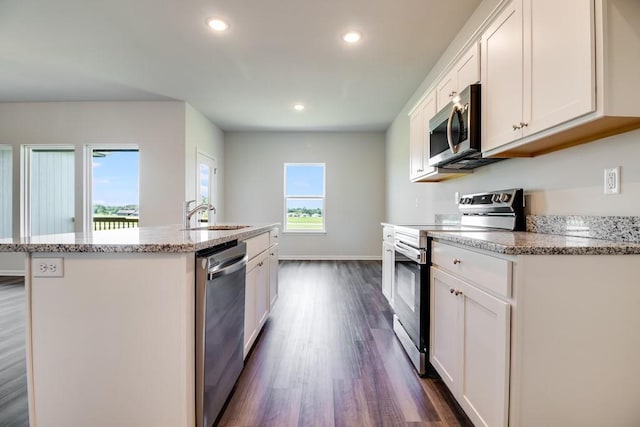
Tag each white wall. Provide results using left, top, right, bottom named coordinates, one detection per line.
left=0, top=101, right=186, bottom=235
left=385, top=0, right=640, bottom=224
left=185, top=104, right=225, bottom=221
left=225, top=132, right=385, bottom=259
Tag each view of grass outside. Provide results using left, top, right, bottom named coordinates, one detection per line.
left=286, top=205, right=323, bottom=231
left=284, top=163, right=325, bottom=232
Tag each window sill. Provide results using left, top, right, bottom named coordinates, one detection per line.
left=283, top=230, right=327, bottom=235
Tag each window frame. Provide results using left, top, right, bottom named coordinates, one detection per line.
left=84, top=145, right=140, bottom=233
left=283, top=162, right=326, bottom=234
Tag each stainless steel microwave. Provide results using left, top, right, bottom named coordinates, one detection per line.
left=428, top=84, right=500, bottom=169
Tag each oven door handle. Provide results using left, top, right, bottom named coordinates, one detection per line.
left=394, top=242, right=427, bottom=264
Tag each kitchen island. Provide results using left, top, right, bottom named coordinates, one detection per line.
left=0, top=224, right=278, bottom=427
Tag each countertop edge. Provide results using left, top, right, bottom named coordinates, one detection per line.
left=0, top=224, right=280, bottom=254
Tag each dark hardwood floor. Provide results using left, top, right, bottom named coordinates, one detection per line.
left=218, top=260, right=472, bottom=427
left=0, top=276, right=29, bottom=427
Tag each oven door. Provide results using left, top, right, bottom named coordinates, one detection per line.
left=392, top=242, right=429, bottom=352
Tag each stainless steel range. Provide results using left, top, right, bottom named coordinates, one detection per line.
left=392, top=188, right=524, bottom=376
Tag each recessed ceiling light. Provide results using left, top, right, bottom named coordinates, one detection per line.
left=206, top=18, right=229, bottom=32
left=293, top=103, right=305, bottom=111
left=342, top=31, right=362, bottom=44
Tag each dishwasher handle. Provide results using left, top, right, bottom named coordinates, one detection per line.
left=207, top=254, right=248, bottom=280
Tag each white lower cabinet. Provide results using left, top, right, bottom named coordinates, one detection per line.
left=431, top=256, right=510, bottom=427
left=381, top=240, right=394, bottom=303
left=243, top=231, right=276, bottom=359
left=269, top=244, right=279, bottom=308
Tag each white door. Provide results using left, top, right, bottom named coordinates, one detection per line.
left=25, top=147, right=75, bottom=236
left=0, top=147, right=12, bottom=238
left=196, top=152, right=216, bottom=224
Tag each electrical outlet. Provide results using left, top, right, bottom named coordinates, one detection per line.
left=33, top=258, right=64, bottom=277
left=604, top=167, right=620, bottom=195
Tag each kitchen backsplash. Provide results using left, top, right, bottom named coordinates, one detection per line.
left=527, top=215, right=640, bottom=243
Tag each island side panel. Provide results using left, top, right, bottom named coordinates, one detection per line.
left=28, top=252, right=195, bottom=427
left=511, top=255, right=640, bottom=427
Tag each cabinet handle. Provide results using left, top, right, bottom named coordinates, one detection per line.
left=417, top=168, right=424, bottom=173
left=386, top=234, right=393, bottom=238
left=386, top=249, right=392, bottom=253
left=454, top=290, right=463, bottom=296
left=453, top=258, right=461, bottom=265
left=450, top=288, right=455, bottom=294
left=520, top=122, right=528, bottom=128
left=258, top=261, right=264, bottom=267
left=449, top=91, right=457, bottom=98
left=270, top=253, right=275, bottom=256
left=512, top=124, right=521, bottom=131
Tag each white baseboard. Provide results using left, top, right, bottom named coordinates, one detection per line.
left=278, top=255, right=382, bottom=261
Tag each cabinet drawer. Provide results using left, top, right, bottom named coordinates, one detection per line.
left=383, top=226, right=395, bottom=243
left=431, top=241, right=511, bottom=298
left=269, top=228, right=280, bottom=246
left=245, top=232, right=270, bottom=261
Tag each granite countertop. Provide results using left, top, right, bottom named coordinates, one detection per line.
left=0, top=223, right=279, bottom=253
left=428, top=230, right=640, bottom=255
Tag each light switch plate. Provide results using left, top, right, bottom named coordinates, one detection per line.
left=32, top=258, right=64, bottom=277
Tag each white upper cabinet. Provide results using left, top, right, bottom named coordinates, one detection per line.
left=482, top=0, right=640, bottom=157
left=481, top=1, right=525, bottom=152
left=524, top=0, right=595, bottom=136
left=436, top=43, right=481, bottom=111
left=482, top=0, right=595, bottom=153
left=409, top=91, right=436, bottom=180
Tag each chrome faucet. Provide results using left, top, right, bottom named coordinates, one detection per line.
left=184, top=200, right=215, bottom=228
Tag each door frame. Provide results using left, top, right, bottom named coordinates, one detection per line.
left=196, top=150, right=217, bottom=224
left=21, top=145, right=75, bottom=237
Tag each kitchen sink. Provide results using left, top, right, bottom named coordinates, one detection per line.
left=206, top=224, right=250, bottom=230
left=185, top=224, right=251, bottom=231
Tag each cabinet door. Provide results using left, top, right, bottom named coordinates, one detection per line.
left=269, top=245, right=279, bottom=308
left=244, top=261, right=258, bottom=358
left=430, top=268, right=461, bottom=392
left=436, top=70, right=457, bottom=111
left=523, top=0, right=595, bottom=136
left=419, top=92, right=437, bottom=173
left=455, top=42, right=481, bottom=92
left=481, top=0, right=524, bottom=152
left=382, top=241, right=394, bottom=303
left=409, top=105, right=425, bottom=179
left=255, top=251, right=270, bottom=330
left=459, top=281, right=510, bottom=427
left=409, top=92, right=437, bottom=180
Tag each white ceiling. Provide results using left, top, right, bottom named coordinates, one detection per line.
left=0, top=0, right=481, bottom=131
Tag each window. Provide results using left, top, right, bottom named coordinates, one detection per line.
left=284, top=163, right=325, bottom=232
left=0, top=146, right=11, bottom=238
left=88, top=147, right=139, bottom=231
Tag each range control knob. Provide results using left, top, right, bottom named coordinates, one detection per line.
left=499, top=193, right=511, bottom=203
left=491, top=194, right=500, bottom=203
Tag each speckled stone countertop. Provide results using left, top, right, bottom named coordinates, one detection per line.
left=0, top=224, right=278, bottom=253
left=428, top=230, right=640, bottom=255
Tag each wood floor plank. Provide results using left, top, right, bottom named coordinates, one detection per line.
left=0, top=277, right=29, bottom=427
left=218, top=260, right=472, bottom=427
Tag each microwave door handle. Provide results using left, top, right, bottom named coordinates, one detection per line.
left=446, top=105, right=460, bottom=154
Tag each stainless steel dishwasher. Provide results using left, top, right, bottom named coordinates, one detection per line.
left=196, top=241, right=247, bottom=427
